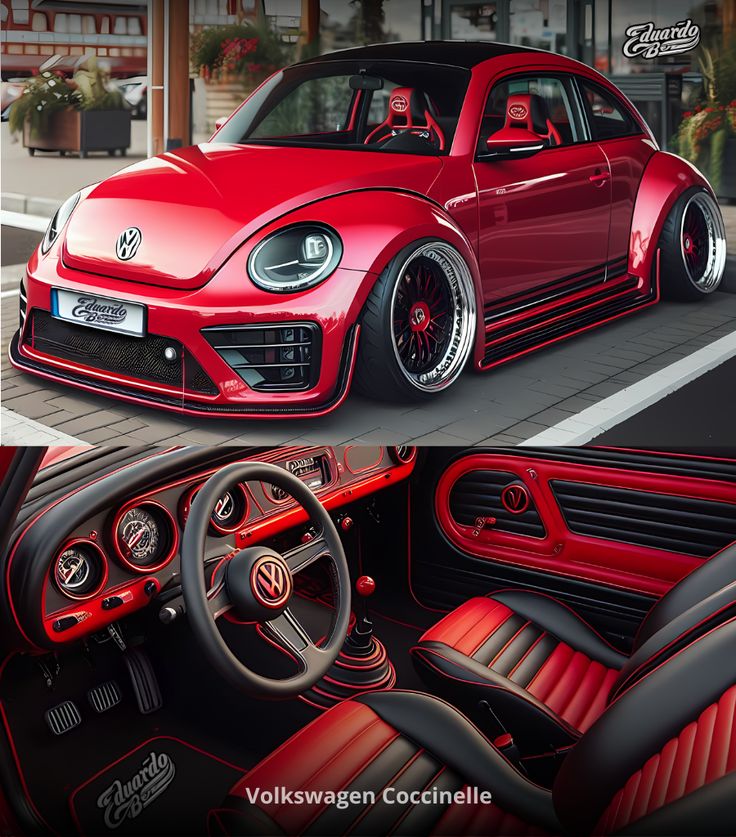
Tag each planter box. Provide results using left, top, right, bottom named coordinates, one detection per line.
left=23, top=108, right=131, bottom=157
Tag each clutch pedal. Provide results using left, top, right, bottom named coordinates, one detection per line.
left=88, top=680, right=121, bottom=714
left=45, top=700, right=81, bottom=736
left=123, top=647, right=162, bottom=714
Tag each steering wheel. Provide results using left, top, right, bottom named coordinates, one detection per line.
left=180, top=462, right=351, bottom=698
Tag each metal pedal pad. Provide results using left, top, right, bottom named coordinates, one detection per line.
left=45, top=700, right=81, bottom=736
left=88, top=680, right=121, bottom=714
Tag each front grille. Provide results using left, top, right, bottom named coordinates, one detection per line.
left=25, top=309, right=217, bottom=395
left=202, top=322, right=321, bottom=392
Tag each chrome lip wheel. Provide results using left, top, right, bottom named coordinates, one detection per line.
left=680, top=192, right=727, bottom=292
left=390, top=242, right=476, bottom=393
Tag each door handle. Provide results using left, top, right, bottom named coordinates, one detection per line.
left=589, top=170, right=610, bottom=186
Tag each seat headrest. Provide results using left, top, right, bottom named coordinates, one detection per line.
left=388, top=87, right=433, bottom=124
left=505, top=93, right=552, bottom=136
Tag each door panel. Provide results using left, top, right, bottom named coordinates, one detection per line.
left=411, top=448, right=736, bottom=646
left=474, top=144, right=612, bottom=303
left=432, top=451, right=736, bottom=597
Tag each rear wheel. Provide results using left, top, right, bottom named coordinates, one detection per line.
left=659, top=187, right=726, bottom=301
left=354, top=240, right=476, bottom=402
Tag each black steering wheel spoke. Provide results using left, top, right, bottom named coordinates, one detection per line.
left=263, top=608, right=325, bottom=673
left=206, top=578, right=233, bottom=620
left=282, top=531, right=329, bottom=574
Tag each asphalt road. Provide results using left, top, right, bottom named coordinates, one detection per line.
left=594, top=356, right=736, bottom=448
left=1, top=226, right=42, bottom=265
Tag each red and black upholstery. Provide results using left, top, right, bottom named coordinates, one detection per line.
left=411, top=544, right=736, bottom=753
left=364, top=87, right=445, bottom=150
left=501, top=93, right=562, bottom=147
left=213, top=616, right=736, bottom=835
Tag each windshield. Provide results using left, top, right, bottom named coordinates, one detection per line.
left=215, top=59, right=471, bottom=156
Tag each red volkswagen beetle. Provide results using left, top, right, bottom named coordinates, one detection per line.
left=10, top=42, right=727, bottom=418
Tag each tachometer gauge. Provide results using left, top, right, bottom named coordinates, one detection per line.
left=53, top=540, right=107, bottom=600
left=113, top=501, right=178, bottom=572
left=179, top=482, right=250, bottom=535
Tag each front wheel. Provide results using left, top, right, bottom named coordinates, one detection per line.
left=354, top=240, right=477, bottom=402
left=659, top=187, right=726, bottom=301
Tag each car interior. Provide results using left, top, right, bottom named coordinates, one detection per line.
left=1, top=445, right=736, bottom=835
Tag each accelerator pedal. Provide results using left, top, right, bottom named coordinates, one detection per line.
left=87, top=680, right=121, bottom=714
left=123, top=647, right=162, bottom=714
left=45, top=700, right=81, bottom=736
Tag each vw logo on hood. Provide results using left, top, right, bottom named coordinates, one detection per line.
left=116, top=227, right=142, bottom=261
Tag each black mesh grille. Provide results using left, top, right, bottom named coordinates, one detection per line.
left=202, top=322, right=321, bottom=392
left=25, top=309, right=217, bottom=395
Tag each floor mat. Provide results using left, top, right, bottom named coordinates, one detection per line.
left=70, top=736, right=243, bottom=836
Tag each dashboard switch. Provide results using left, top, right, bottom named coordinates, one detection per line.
left=102, top=596, right=124, bottom=611
left=144, top=580, right=157, bottom=597
left=340, top=515, right=354, bottom=532
left=53, top=615, right=81, bottom=633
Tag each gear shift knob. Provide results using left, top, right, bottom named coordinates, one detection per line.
left=356, top=575, right=376, bottom=597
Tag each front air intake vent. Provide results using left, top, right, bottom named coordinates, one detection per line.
left=202, top=322, right=320, bottom=392
left=551, top=481, right=736, bottom=557
left=448, top=470, right=545, bottom=538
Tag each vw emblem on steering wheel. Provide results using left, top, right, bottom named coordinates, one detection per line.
left=251, top=556, right=292, bottom=609
left=116, top=227, right=142, bottom=261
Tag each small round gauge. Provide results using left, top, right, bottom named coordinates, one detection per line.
left=53, top=540, right=107, bottom=600
left=179, top=482, right=250, bottom=535
left=113, top=501, right=177, bottom=572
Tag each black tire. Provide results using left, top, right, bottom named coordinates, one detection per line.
left=28, top=148, right=35, bottom=157
left=353, top=239, right=476, bottom=403
left=658, top=186, right=726, bottom=301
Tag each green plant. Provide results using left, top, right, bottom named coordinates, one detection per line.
left=190, top=21, right=288, bottom=83
left=8, top=71, right=82, bottom=137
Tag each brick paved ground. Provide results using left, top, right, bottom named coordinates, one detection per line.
left=3, top=257, right=736, bottom=446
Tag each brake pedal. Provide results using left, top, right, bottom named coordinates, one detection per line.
left=88, top=680, right=121, bottom=714
left=123, top=647, right=162, bottom=714
left=45, top=700, right=81, bottom=736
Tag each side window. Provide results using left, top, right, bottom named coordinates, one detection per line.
left=478, top=75, right=580, bottom=153
left=250, top=76, right=355, bottom=138
left=580, top=81, right=639, bottom=141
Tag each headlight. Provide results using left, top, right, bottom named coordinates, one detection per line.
left=41, top=191, right=81, bottom=255
left=248, top=224, right=342, bottom=293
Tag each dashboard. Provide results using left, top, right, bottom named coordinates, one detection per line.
left=5, top=445, right=416, bottom=650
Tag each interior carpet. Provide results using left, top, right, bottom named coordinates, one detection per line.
left=69, top=736, right=243, bottom=836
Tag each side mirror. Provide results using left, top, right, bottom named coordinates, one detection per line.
left=214, top=116, right=228, bottom=131
left=478, top=128, right=546, bottom=160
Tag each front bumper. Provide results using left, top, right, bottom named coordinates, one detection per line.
left=10, top=257, right=367, bottom=418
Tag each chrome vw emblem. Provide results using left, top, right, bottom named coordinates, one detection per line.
left=252, top=556, right=292, bottom=609
left=116, top=227, right=142, bottom=261
left=501, top=484, right=530, bottom=514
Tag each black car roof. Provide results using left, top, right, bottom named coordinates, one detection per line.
left=297, top=40, right=539, bottom=70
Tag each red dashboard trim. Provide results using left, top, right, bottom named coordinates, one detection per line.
left=434, top=453, right=736, bottom=598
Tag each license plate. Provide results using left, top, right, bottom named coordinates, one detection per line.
left=51, top=288, right=146, bottom=338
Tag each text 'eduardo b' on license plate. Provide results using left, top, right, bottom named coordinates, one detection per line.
left=51, top=288, right=146, bottom=337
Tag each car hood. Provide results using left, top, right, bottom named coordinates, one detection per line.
left=61, top=143, right=442, bottom=289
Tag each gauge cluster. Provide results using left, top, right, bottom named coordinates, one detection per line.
left=21, top=445, right=417, bottom=646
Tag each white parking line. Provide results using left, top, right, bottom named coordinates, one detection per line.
left=520, top=328, right=736, bottom=446
left=1, top=210, right=49, bottom=232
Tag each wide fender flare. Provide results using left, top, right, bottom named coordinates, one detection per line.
left=629, top=151, right=714, bottom=282
left=278, top=189, right=485, bottom=356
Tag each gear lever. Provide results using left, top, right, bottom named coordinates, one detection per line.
left=346, top=575, right=377, bottom=654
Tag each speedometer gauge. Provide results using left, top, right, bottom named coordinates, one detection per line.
left=179, top=482, right=250, bottom=535
left=53, top=540, right=107, bottom=600
left=113, top=501, right=178, bottom=572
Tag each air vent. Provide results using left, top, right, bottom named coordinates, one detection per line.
left=202, top=322, right=320, bottom=392
left=448, top=470, right=545, bottom=538
left=551, top=481, right=736, bottom=557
